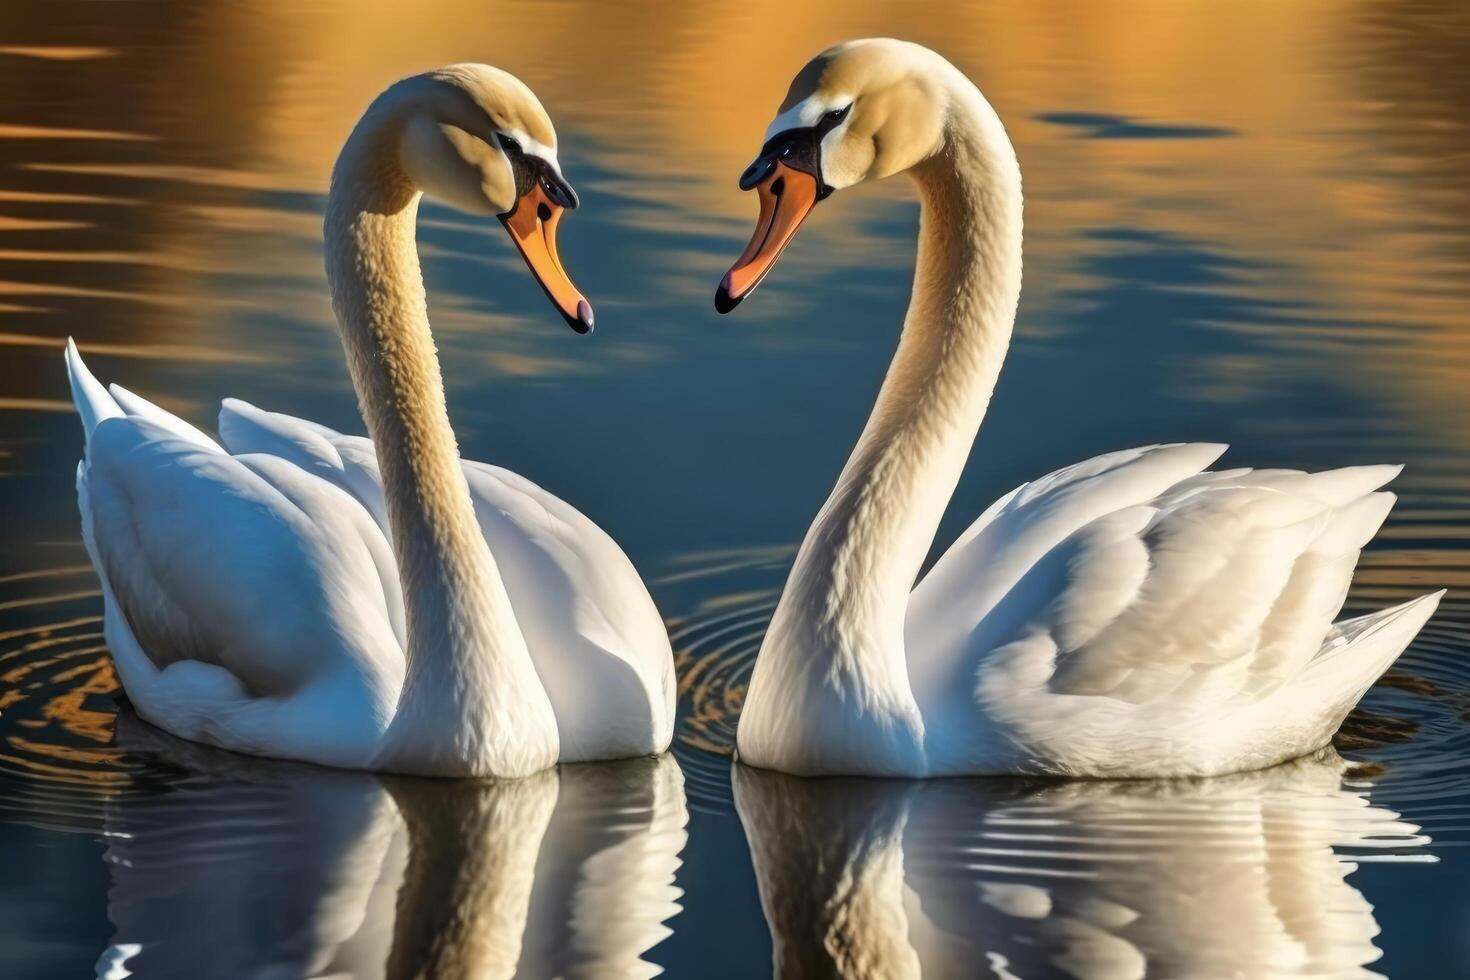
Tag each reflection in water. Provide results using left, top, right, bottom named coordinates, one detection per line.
left=98, top=717, right=687, bottom=979
left=735, top=753, right=1429, bottom=979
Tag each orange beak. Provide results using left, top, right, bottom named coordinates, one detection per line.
left=500, top=182, right=594, bottom=333
left=715, top=161, right=821, bottom=313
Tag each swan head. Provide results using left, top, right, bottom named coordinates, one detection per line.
left=715, top=39, right=949, bottom=313
left=389, top=64, right=593, bottom=333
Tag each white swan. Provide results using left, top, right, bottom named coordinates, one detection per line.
left=65, top=64, right=674, bottom=778
left=717, top=39, right=1443, bottom=778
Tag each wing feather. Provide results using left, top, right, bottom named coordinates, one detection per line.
left=910, top=446, right=1425, bottom=775
left=63, top=337, right=122, bottom=444
left=85, top=418, right=400, bottom=690
left=907, top=443, right=1227, bottom=707
left=214, top=401, right=675, bottom=759
left=108, top=383, right=224, bottom=453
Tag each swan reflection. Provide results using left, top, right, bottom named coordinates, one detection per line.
left=97, top=717, right=687, bottom=979
left=734, top=752, right=1428, bottom=979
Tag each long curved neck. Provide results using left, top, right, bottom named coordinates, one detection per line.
left=324, top=104, right=556, bottom=776
left=756, top=80, right=1022, bottom=758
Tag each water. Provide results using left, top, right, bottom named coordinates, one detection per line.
left=2, top=1, right=1469, bottom=976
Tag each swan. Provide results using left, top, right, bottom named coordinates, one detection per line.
left=716, top=39, right=1444, bottom=778
left=65, top=64, right=674, bottom=778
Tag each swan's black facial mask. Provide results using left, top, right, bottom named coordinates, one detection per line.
left=717, top=111, right=846, bottom=314
left=495, top=135, right=593, bottom=334
left=499, top=135, right=579, bottom=209
left=737, top=126, right=836, bottom=197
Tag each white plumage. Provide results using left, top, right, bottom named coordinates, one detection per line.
left=65, top=64, right=674, bottom=777
left=68, top=343, right=674, bottom=771
left=730, top=39, right=1442, bottom=778
left=908, top=443, right=1440, bottom=776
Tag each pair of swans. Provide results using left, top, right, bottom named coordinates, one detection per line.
left=67, top=42, right=1441, bottom=779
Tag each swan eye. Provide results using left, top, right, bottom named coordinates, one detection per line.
left=497, top=133, right=522, bottom=154
left=825, top=105, right=852, bottom=124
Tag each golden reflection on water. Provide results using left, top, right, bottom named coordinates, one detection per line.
left=0, top=47, right=114, bottom=62
left=0, top=0, right=1465, bottom=391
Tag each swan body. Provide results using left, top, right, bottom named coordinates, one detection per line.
left=719, top=39, right=1442, bottom=778
left=67, top=65, right=674, bottom=777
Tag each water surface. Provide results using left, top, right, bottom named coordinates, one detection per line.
left=2, top=1, right=1470, bottom=976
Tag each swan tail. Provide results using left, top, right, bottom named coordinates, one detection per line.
left=63, top=338, right=122, bottom=449
left=1298, top=463, right=1403, bottom=506
left=1283, top=591, right=1445, bottom=743
left=64, top=339, right=226, bottom=455
left=1242, top=487, right=1404, bottom=694
left=1310, top=491, right=1397, bottom=556
left=1315, top=591, right=1442, bottom=680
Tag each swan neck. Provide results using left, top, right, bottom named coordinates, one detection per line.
left=766, top=85, right=1022, bottom=722
left=324, top=109, right=556, bottom=774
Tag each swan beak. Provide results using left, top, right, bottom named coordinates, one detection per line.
left=715, top=162, right=820, bottom=313
left=499, top=182, right=594, bottom=334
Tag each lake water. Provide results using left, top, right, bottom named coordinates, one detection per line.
left=2, top=1, right=1470, bottom=976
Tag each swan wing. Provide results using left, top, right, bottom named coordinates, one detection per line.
left=68, top=350, right=403, bottom=766
left=459, top=460, right=676, bottom=759
left=909, top=444, right=1439, bottom=776
left=908, top=442, right=1229, bottom=698
left=217, top=400, right=675, bottom=760
left=218, top=397, right=390, bottom=530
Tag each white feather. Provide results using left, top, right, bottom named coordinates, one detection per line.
left=63, top=337, right=121, bottom=444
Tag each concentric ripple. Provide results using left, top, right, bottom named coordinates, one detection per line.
left=0, top=547, right=159, bottom=835
left=661, top=546, right=789, bottom=810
